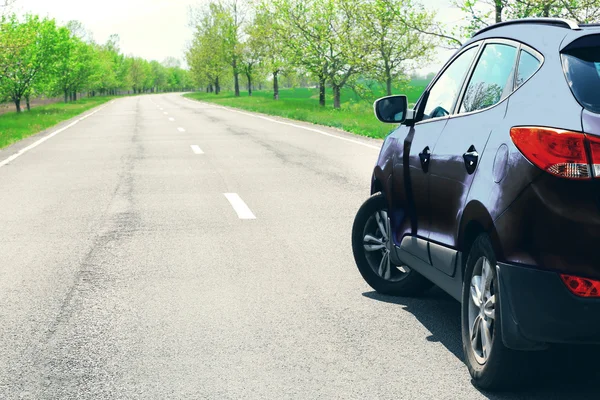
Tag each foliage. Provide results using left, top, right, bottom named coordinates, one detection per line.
left=0, top=15, right=193, bottom=113
left=455, top=0, right=600, bottom=37
left=187, top=0, right=435, bottom=108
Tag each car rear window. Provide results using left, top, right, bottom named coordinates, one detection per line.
left=562, top=43, right=600, bottom=114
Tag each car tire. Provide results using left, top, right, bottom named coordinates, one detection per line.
left=352, top=193, right=432, bottom=296
left=461, top=233, right=530, bottom=390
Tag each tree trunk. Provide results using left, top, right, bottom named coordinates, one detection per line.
left=333, top=85, right=341, bottom=109
left=74, top=92, right=77, bottom=101
left=14, top=97, right=21, bottom=113
left=64, top=90, right=69, bottom=103
left=247, top=73, right=252, bottom=96
left=233, top=58, right=240, bottom=96
left=319, top=77, right=326, bottom=107
left=542, top=3, right=550, bottom=17
left=386, top=75, right=393, bottom=96
left=26, top=94, right=30, bottom=111
left=273, top=71, right=280, bottom=100
left=215, top=77, right=220, bottom=95
left=495, top=0, right=503, bottom=22
left=234, top=73, right=240, bottom=96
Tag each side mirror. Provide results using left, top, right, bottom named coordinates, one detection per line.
left=374, top=95, right=410, bottom=124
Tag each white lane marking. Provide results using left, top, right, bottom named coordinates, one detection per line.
left=0, top=101, right=115, bottom=168
left=181, top=96, right=380, bottom=150
left=224, top=193, right=256, bottom=220
left=177, top=127, right=186, bottom=132
left=190, top=145, right=204, bottom=154
left=163, top=112, right=168, bottom=115
left=168, top=117, right=175, bottom=122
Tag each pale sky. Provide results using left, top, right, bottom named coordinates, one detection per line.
left=12, top=0, right=466, bottom=73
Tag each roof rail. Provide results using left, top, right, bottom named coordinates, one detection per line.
left=473, top=18, right=581, bottom=38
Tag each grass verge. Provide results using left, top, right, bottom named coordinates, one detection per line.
left=184, top=82, right=428, bottom=139
left=0, top=96, right=116, bottom=149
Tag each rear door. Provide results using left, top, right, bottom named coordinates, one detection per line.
left=427, top=41, right=519, bottom=276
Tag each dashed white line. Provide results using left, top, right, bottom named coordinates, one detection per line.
left=190, top=145, right=204, bottom=154
left=224, top=193, right=256, bottom=220
left=168, top=117, right=175, bottom=122
left=177, top=127, right=186, bottom=132
left=181, top=96, right=380, bottom=150
left=0, top=100, right=115, bottom=168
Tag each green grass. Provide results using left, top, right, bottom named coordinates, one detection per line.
left=184, top=81, right=429, bottom=139
left=0, top=96, right=116, bottom=149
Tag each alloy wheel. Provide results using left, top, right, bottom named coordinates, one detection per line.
left=362, top=210, right=410, bottom=282
left=468, top=256, right=496, bottom=365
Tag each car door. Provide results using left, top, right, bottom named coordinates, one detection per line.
left=392, top=45, right=480, bottom=263
left=427, top=41, right=519, bottom=276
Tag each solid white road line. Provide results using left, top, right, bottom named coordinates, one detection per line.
left=164, top=112, right=168, bottom=115
left=190, top=145, right=204, bottom=154
left=181, top=96, right=380, bottom=150
left=169, top=117, right=175, bottom=121
left=177, top=127, right=186, bottom=132
left=224, top=193, right=256, bottom=220
left=0, top=100, right=115, bottom=168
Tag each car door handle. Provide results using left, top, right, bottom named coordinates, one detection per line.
left=419, top=146, right=431, bottom=173
left=463, top=146, right=479, bottom=174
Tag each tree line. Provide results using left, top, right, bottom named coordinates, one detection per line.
left=186, top=0, right=437, bottom=109
left=0, top=14, right=193, bottom=113
left=186, top=0, right=600, bottom=109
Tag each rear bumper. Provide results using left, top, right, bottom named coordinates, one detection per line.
left=498, top=262, right=600, bottom=350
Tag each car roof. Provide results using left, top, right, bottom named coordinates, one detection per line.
left=464, top=18, right=600, bottom=54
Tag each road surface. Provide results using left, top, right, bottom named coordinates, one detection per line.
left=0, top=94, right=596, bottom=399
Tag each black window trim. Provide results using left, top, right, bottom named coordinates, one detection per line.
left=454, top=38, right=519, bottom=116
left=414, top=38, right=544, bottom=125
left=513, top=44, right=544, bottom=91
left=414, top=42, right=482, bottom=126
left=452, top=39, right=544, bottom=119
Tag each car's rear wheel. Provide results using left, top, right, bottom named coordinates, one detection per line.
left=462, top=234, right=530, bottom=390
left=352, top=193, right=432, bottom=296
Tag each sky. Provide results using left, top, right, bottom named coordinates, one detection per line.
left=11, top=0, right=467, bottom=74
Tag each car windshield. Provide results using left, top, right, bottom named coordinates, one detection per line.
left=562, top=44, right=600, bottom=114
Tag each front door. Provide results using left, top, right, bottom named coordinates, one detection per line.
left=393, top=44, right=481, bottom=263
left=428, top=41, right=519, bottom=275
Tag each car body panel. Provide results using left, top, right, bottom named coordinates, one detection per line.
left=368, top=21, right=600, bottom=347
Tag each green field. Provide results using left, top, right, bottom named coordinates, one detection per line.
left=184, top=81, right=429, bottom=139
left=0, top=96, right=116, bottom=149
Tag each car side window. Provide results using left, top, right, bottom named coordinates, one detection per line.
left=459, top=43, right=518, bottom=114
left=422, top=46, right=478, bottom=120
left=516, top=49, right=541, bottom=88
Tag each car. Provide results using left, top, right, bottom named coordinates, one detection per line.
left=351, top=17, right=600, bottom=390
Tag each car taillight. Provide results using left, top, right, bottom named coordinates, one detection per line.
left=510, top=127, right=600, bottom=180
left=561, top=274, right=600, bottom=298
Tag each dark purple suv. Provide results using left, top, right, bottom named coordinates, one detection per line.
left=351, top=18, right=600, bottom=390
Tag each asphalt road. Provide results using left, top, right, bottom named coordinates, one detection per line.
left=0, top=94, right=597, bottom=399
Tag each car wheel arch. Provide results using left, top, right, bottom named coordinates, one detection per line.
left=459, top=201, right=505, bottom=274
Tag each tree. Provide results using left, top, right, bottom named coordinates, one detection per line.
left=150, top=60, right=167, bottom=92
left=53, top=27, right=95, bottom=102
left=187, top=2, right=229, bottom=94
left=129, top=57, right=147, bottom=93
left=275, top=0, right=371, bottom=109
left=217, top=0, right=248, bottom=97
left=0, top=15, right=61, bottom=112
left=273, top=0, right=331, bottom=106
left=361, top=0, right=436, bottom=96
left=250, top=4, right=288, bottom=100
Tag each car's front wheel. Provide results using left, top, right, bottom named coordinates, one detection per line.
left=461, top=234, right=530, bottom=390
left=351, top=193, right=432, bottom=296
